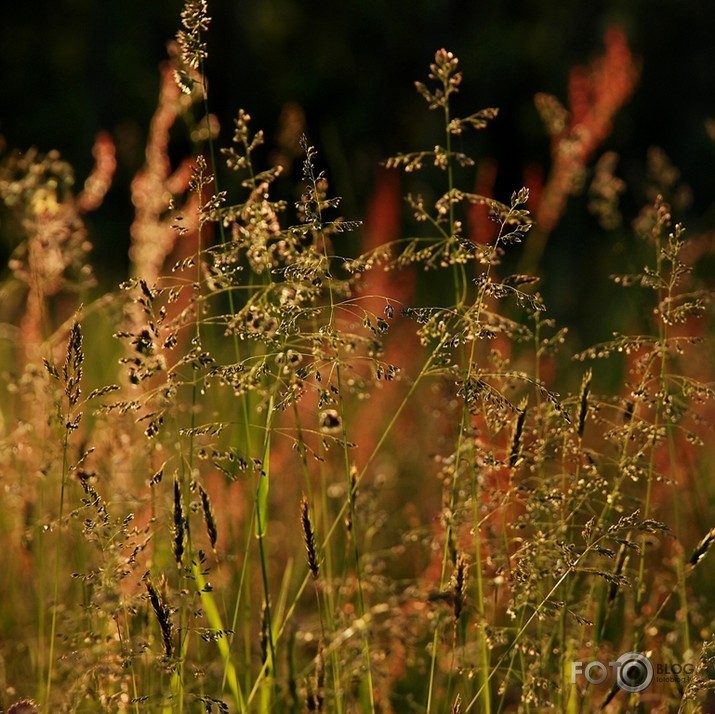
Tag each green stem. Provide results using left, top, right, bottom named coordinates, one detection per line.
left=44, top=404, right=71, bottom=710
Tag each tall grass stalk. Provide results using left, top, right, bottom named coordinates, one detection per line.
left=44, top=321, right=83, bottom=710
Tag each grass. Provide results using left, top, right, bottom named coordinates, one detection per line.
left=1, top=2, right=715, bottom=712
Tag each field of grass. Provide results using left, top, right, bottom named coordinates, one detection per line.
left=1, top=2, right=715, bottom=712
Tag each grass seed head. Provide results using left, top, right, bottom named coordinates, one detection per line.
left=199, top=483, right=218, bottom=550
left=300, top=495, right=319, bottom=580
left=172, top=476, right=186, bottom=566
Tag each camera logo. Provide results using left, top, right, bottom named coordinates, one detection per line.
left=612, top=653, right=654, bottom=692
left=572, top=652, right=654, bottom=693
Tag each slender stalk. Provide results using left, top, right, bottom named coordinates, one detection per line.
left=44, top=423, right=70, bottom=711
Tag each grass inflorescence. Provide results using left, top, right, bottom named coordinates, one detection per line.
left=0, top=3, right=714, bottom=713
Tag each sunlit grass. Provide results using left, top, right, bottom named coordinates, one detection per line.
left=0, top=2, right=714, bottom=713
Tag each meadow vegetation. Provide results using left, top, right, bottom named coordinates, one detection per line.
left=1, top=1, right=714, bottom=712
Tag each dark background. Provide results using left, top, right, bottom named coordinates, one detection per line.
left=2, top=0, right=715, bottom=343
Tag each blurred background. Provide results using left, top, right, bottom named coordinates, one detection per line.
left=1, top=0, right=715, bottom=346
